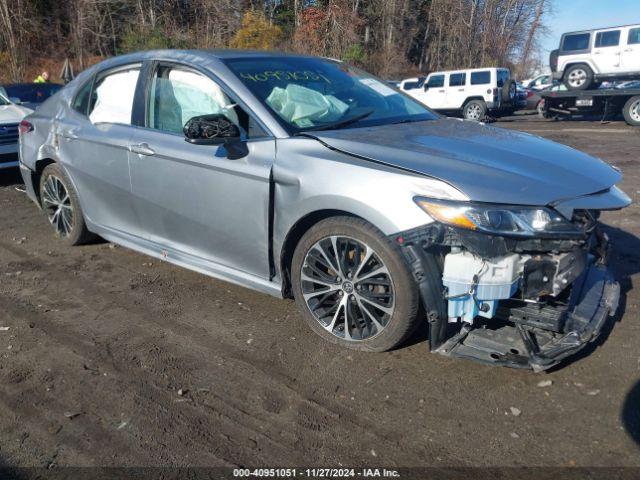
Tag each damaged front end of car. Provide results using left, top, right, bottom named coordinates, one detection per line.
left=396, top=188, right=630, bottom=372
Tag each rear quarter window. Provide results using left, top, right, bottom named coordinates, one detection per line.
left=561, top=33, right=591, bottom=52
left=628, top=28, right=640, bottom=45
left=72, top=79, right=93, bottom=115
left=470, top=71, right=491, bottom=85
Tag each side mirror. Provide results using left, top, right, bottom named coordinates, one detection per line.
left=423, top=84, right=429, bottom=91
left=183, top=114, right=241, bottom=145
left=9, top=97, right=22, bottom=104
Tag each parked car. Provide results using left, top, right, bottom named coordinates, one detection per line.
left=522, top=73, right=552, bottom=90
left=2, top=83, right=63, bottom=110
left=550, top=23, right=640, bottom=91
left=0, top=91, right=33, bottom=169
left=515, top=83, right=529, bottom=110
left=403, top=67, right=517, bottom=120
left=19, top=51, right=630, bottom=370
left=616, top=80, right=640, bottom=89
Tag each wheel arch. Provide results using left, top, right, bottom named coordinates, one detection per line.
left=279, top=209, right=367, bottom=298
left=562, top=61, right=597, bottom=77
left=463, top=96, right=486, bottom=107
left=31, top=157, right=57, bottom=204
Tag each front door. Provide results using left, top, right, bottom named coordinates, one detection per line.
left=128, top=63, right=275, bottom=279
left=592, top=29, right=623, bottom=74
left=56, top=65, right=142, bottom=235
left=422, top=74, right=447, bottom=109
left=622, top=27, right=640, bottom=72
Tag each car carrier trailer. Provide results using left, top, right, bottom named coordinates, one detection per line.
left=541, top=87, right=640, bottom=126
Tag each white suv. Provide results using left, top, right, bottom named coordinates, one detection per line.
left=551, top=24, right=640, bottom=91
left=400, top=68, right=516, bottom=121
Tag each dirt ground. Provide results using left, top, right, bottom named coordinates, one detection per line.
left=1, top=114, right=639, bottom=469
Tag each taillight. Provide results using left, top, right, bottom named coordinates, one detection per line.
left=19, top=120, right=33, bottom=135
left=492, top=88, right=498, bottom=96
left=526, top=90, right=535, bottom=98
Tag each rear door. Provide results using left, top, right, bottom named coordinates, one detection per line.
left=56, top=64, right=142, bottom=235
left=446, top=72, right=467, bottom=109
left=592, top=29, right=623, bottom=73
left=128, top=61, right=275, bottom=278
left=622, top=26, right=640, bottom=72
left=422, top=74, right=447, bottom=109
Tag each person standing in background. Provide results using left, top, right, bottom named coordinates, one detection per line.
left=33, top=71, right=50, bottom=83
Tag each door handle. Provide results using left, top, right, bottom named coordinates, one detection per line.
left=624, top=48, right=633, bottom=52
left=438, top=89, right=445, bottom=93
left=458, top=88, right=465, bottom=92
left=128, top=143, right=155, bottom=156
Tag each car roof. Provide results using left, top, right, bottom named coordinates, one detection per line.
left=84, top=49, right=337, bottom=77
left=98, top=49, right=318, bottom=64
left=428, top=67, right=508, bottom=75
left=563, top=23, right=640, bottom=35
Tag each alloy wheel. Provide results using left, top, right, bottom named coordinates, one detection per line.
left=630, top=99, right=640, bottom=123
left=466, top=104, right=483, bottom=120
left=42, top=175, right=74, bottom=237
left=301, top=236, right=395, bottom=341
left=567, top=69, right=587, bottom=88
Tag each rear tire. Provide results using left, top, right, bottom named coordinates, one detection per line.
left=463, top=100, right=487, bottom=121
left=563, top=64, right=594, bottom=91
left=537, top=99, right=550, bottom=119
left=291, top=216, right=420, bottom=352
left=622, top=95, right=640, bottom=126
left=39, top=163, right=94, bottom=246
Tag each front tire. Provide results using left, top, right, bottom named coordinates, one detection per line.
left=39, top=163, right=94, bottom=245
left=563, top=64, right=594, bottom=91
left=291, top=217, right=420, bottom=352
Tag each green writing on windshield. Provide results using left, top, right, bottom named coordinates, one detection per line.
left=240, top=70, right=332, bottom=83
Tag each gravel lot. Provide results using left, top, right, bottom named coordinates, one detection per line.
left=1, top=114, right=639, bottom=469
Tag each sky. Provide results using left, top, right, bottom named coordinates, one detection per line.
left=541, top=0, right=640, bottom=56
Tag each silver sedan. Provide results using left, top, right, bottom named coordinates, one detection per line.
left=18, top=50, right=630, bottom=370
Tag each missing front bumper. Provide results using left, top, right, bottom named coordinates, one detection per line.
left=435, top=263, right=619, bottom=371
left=399, top=226, right=620, bottom=371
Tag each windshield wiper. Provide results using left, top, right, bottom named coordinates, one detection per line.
left=303, top=110, right=374, bottom=132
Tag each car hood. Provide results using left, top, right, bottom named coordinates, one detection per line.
left=309, top=118, right=622, bottom=206
left=0, top=103, right=32, bottom=123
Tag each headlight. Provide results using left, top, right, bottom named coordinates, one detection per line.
left=414, top=197, right=582, bottom=237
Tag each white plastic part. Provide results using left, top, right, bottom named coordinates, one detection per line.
left=442, top=251, right=524, bottom=323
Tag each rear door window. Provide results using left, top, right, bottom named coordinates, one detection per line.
left=628, top=28, right=640, bottom=45
left=88, top=67, right=140, bottom=125
left=562, top=33, right=591, bottom=52
left=448, top=73, right=466, bottom=87
left=427, top=75, right=445, bottom=88
left=470, top=71, right=491, bottom=85
left=595, top=30, right=621, bottom=48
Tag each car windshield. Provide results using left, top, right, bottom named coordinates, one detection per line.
left=224, top=56, right=437, bottom=133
